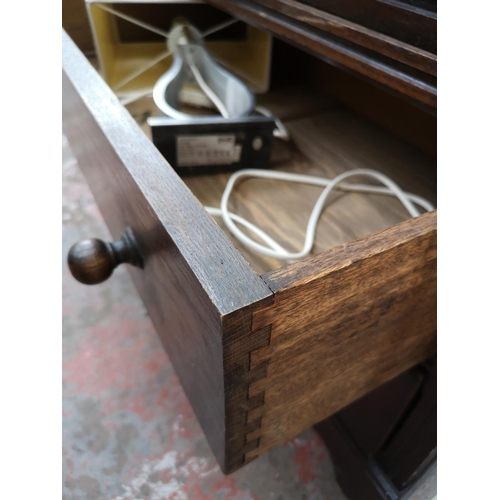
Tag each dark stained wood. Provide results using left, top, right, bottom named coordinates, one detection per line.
left=62, top=31, right=273, bottom=473
left=208, top=0, right=436, bottom=107
left=337, top=367, right=425, bottom=456
left=316, top=416, right=400, bottom=500
left=301, top=0, right=436, bottom=53
left=253, top=0, right=436, bottom=75
left=67, top=227, right=144, bottom=285
left=62, top=0, right=94, bottom=54
left=302, top=59, right=437, bottom=156
left=376, top=360, right=437, bottom=489
left=62, top=29, right=270, bottom=318
left=67, top=239, right=118, bottom=285
left=315, top=359, right=436, bottom=499
left=243, top=211, right=436, bottom=461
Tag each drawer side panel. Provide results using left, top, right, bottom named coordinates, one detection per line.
left=246, top=211, right=437, bottom=460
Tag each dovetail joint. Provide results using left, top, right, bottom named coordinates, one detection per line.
left=241, top=322, right=272, bottom=464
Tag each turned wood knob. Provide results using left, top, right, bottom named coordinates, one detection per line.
left=67, top=227, right=144, bottom=285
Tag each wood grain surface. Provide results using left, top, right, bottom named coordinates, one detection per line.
left=376, top=359, right=437, bottom=489
left=243, top=211, right=437, bottom=461
left=300, top=0, right=436, bottom=53
left=208, top=0, right=437, bottom=107
left=62, top=31, right=272, bottom=471
left=302, top=61, right=437, bottom=156
left=252, top=0, right=436, bottom=75
left=315, top=416, right=401, bottom=500
left=336, top=367, right=425, bottom=457
left=125, top=90, right=436, bottom=275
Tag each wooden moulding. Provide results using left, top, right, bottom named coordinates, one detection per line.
left=252, top=0, right=437, bottom=76
left=208, top=0, right=437, bottom=108
left=63, top=30, right=437, bottom=474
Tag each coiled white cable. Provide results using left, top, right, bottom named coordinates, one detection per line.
left=205, top=168, right=434, bottom=260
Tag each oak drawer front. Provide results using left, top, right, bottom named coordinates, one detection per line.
left=63, top=30, right=436, bottom=473
left=62, top=30, right=273, bottom=472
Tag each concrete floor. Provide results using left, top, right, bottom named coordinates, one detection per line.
left=62, top=134, right=348, bottom=500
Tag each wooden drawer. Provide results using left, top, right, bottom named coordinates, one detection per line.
left=62, top=29, right=436, bottom=474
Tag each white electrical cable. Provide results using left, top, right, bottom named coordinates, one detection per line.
left=205, top=168, right=434, bottom=260
left=255, top=105, right=290, bottom=140
left=187, top=61, right=231, bottom=118
left=205, top=207, right=288, bottom=255
left=98, top=5, right=432, bottom=261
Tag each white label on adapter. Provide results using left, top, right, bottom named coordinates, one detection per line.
left=176, top=134, right=237, bottom=167
left=233, top=144, right=242, bottom=163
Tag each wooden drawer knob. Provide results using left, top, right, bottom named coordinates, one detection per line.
left=67, top=227, right=144, bottom=285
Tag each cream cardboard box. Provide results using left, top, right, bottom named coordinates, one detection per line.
left=86, top=0, right=272, bottom=100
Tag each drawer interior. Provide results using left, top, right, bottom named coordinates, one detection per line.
left=123, top=41, right=437, bottom=275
